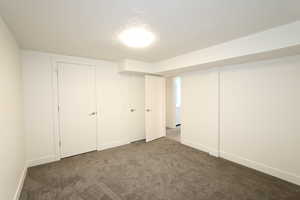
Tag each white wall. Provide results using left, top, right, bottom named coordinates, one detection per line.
left=155, top=21, right=300, bottom=73
left=220, top=56, right=300, bottom=185
left=181, top=69, right=219, bottom=157
left=0, top=17, right=26, bottom=200
left=181, top=55, right=300, bottom=185
left=119, top=59, right=155, bottom=74
left=22, top=50, right=145, bottom=166
left=166, top=77, right=181, bottom=128
left=166, top=77, right=176, bottom=128
left=175, top=77, right=181, bottom=125
left=22, top=51, right=56, bottom=166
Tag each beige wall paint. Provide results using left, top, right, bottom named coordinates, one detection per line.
left=0, top=17, right=25, bottom=200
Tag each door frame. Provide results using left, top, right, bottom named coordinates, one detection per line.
left=52, top=57, right=99, bottom=161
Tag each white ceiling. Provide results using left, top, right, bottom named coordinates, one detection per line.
left=0, top=0, right=300, bottom=62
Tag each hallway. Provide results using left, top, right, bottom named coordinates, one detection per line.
left=166, top=127, right=181, bottom=142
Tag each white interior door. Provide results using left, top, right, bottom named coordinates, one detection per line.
left=127, top=74, right=145, bottom=141
left=145, top=75, right=166, bottom=142
left=58, top=62, right=97, bottom=158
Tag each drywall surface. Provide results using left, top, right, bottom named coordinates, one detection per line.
left=155, top=21, right=300, bottom=73
left=166, top=77, right=181, bottom=128
left=0, top=17, right=25, bottom=200
left=220, top=56, right=300, bottom=185
left=180, top=55, right=300, bottom=185
left=175, top=107, right=181, bottom=126
left=181, top=69, right=219, bottom=157
left=117, top=22, right=300, bottom=75
left=175, top=77, right=181, bottom=125
left=119, top=59, right=156, bottom=74
left=166, top=77, right=177, bottom=128
left=22, top=51, right=57, bottom=166
left=22, top=50, right=145, bottom=166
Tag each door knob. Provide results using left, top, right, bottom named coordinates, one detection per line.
left=130, top=109, right=136, bottom=112
left=146, top=109, right=151, bottom=112
left=89, top=112, right=97, bottom=116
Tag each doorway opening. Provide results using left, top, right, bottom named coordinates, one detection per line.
left=166, top=76, right=181, bottom=142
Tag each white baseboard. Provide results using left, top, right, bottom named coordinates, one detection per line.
left=131, top=137, right=146, bottom=142
left=26, top=155, right=59, bottom=167
left=181, top=139, right=219, bottom=157
left=220, top=151, right=300, bottom=186
left=98, top=140, right=130, bottom=151
left=181, top=139, right=300, bottom=185
left=13, top=166, right=27, bottom=200
left=166, top=125, right=177, bottom=129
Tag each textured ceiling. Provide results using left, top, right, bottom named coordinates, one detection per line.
left=0, top=0, right=300, bottom=62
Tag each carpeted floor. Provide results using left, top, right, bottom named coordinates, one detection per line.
left=166, top=127, right=181, bottom=142
left=20, top=138, right=300, bottom=200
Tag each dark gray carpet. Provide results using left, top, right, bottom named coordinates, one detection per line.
left=20, top=138, right=300, bottom=200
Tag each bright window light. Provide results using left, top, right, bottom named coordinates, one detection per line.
left=118, top=27, right=155, bottom=48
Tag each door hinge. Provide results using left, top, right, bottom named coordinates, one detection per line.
left=59, top=141, right=61, bottom=147
left=58, top=105, right=60, bottom=112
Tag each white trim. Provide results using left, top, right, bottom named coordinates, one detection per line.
left=13, top=166, right=27, bottom=200
left=98, top=140, right=130, bottom=151
left=93, top=66, right=100, bottom=156
left=131, top=137, right=146, bottom=142
left=51, top=57, right=61, bottom=162
left=26, top=155, right=59, bottom=167
left=181, top=139, right=300, bottom=185
left=220, top=151, right=300, bottom=186
left=166, top=125, right=177, bottom=129
left=181, top=139, right=219, bottom=157
left=217, top=70, right=221, bottom=158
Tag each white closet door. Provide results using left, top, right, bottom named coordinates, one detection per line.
left=127, top=74, right=145, bottom=141
left=58, top=62, right=97, bottom=158
left=145, top=75, right=166, bottom=142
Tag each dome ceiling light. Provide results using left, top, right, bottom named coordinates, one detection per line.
left=118, top=27, right=155, bottom=48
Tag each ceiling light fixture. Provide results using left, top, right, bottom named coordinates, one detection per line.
left=118, top=27, right=155, bottom=48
